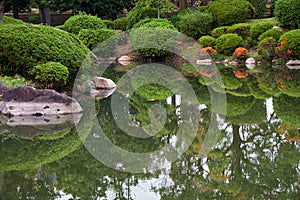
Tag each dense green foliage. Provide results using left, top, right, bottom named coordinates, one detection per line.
left=278, top=29, right=300, bottom=59
left=258, top=37, right=277, bottom=61
left=0, top=24, right=89, bottom=78
left=211, top=26, right=230, bottom=38
left=102, top=19, right=114, bottom=29
left=247, top=0, right=267, bottom=19
left=77, top=28, right=117, bottom=50
left=215, top=34, right=243, bottom=55
left=258, top=28, right=284, bottom=42
left=274, top=0, right=300, bottom=29
left=30, top=62, right=69, bottom=85
left=248, top=22, right=273, bottom=46
left=173, top=11, right=213, bottom=39
left=2, top=16, right=25, bottom=24
left=112, top=17, right=128, bottom=31
left=198, top=36, right=215, bottom=47
left=170, top=8, right=192, bottom=28
left=62, top=13, right=107, bottom=35
left=0, top=76, right=31, bottom=88
left=126, top=6, right=165, bottom=29
left=199, top=0, right=255, bottom=27
left=227, top=23, right=251, bottom=39
left=132, top=18, right=172, bottom=29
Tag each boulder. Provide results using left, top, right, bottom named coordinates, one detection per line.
left=117, top=55, right=132, bottom=61
left=0, top=86, right=82, bottom=116
left=92, top=77, right=117, bottom=89
left=286, top=60, right=300, bottom=69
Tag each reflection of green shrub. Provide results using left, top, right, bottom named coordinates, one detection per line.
left=257, top=74, right=282, bottom=96
left=247, top=77, right=272, bottom=99
left=258, top=37, right=277, bottom=61
left=278, top=71, right=300, bottom=97
left=0, top=24, right=89, bottom=78
left=198, top=36, right=215, bottom=47
left=77, top=28, right=117, bottom=50
left=173, top=11, right=213, bottom=39
left=215, top=34, right=243, bottom=55
left=227, top=23, right=251, bottom=39
left=274, top=0, right=300, bottom=29
left=278, top=30, right=300, bottom=59
left=30, top=62, right=69, bottom=85
left=220, top=70, right=243, bottom=90
left=274, top=94, right=300, bottom=128
left=258, top=28, right=283, bottom=42
left=248, top=22, right=273, bottom=46
left=63, top=13, right=106, bottom=34
left=200, top=0, right=254, bottom=27
left=112, top=17, right=128, bottom=31
left=211, top=26, right=230, bottom=38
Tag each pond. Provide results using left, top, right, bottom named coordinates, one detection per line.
left=0, top=61, right=300, bottom=200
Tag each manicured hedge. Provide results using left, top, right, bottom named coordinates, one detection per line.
left=274, top=0, right=300, bottom=29
left=277, top=30, right=300, bottom=59
left=0, top=24, right=89, bottom=78
left=248, top=22, right=273, bottom=46
left=211, top=26, right=230, bottom=38
left=227, top=23, right=251, bottom=40
left=198, top=36, right=215, bottom=47
left=215, top=33, right=243, bottom=55
left=258, top=37, right=277, bottom=61
left=258, top=28, right=284, bottom=42
left=112, top=17, right=128, bottom=31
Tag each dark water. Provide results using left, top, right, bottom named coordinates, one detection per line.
left=0, top=63, right=299, bottom=200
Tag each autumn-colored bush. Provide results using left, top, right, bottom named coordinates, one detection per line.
left=233, top=47, right=248, bottom=58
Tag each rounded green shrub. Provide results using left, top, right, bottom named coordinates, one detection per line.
left=258, top=37, right=277, bottom=61
left=227, top=23, right=251, bottom=39
left=248, top=22, right=273, bottom=46
left=248, top=0, right=267, bottom=19
left=132, top=18, right=173, bottom=29
left=170, top=8, right=192, bottom=28
left=201, top=0, right=255, bottom=27
left=3, top=16, right=25, bottom=24
left=102, top=19, right=114, bottom=29
left=63, top=13, right=106, bottom=34
left=274, top=0, right=300, bottom=29
left=198, top=36, right=215, bottom=47
left=258, top=28, right=284, bottom=42
left=30, top=62, right=69, bottom=86
left=278, top=30, right=300, bottom=59
left=211, top=26, right=230, bottom=38
left=77, top=28, right=117, bottom=50
left=126, top=6, right=165, bottom=29
left=215, top=33, right=243, bottom=55
left=173, top=11, right=213, bottom=39
left=130, top=19, right=177, bottom=56
left=112, top=17, right=128, bottom=31
left=0, top=24, right=89, bottom=78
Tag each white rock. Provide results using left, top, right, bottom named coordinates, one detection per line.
left=196, top=59, right=213, bottom=65
left=118, top=55, right=132, bottom=61
left=246, top=63, right=256, bottom=69
left=246, top=57, right=256, bottom=64
left=92, top=77, right=117, bottom=89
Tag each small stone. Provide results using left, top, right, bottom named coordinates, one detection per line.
left=118, top=55, right=132, bottom=61
left=246, top=58, right=256, bottom=64
left=92, top=77, right=117, bottom=89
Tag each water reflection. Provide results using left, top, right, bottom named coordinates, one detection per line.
left=0, top=63, right=300, bottom=199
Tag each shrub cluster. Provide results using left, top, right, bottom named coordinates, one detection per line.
left=200, top=0, right=255, bottom=27
left=277, top=30, right=300, bottom=59
left=211, top=26, right=230, bottom=38
left=0, top=24, right=89, bottom=79
left=227, top=23, right=251, bottom=40
left=198, top=36, right=215, bottom=48
left=274, top=0, right=300, bottom=29
left=3, top=16, right=25, bottom=24
left=258, top=37, right=277, bottom=61
left=173, top=11, right=213, bottom=39
left=247, top=0, right=267, bottom=19
left=258, top=28, right=283, bottom=42
left=112, top=17, right=128, bottom=31
left=62, top=13, right=107, bottom=34
left=248, top=22, right=273, bottom=46
left=215, top=33, right=243, bottom=55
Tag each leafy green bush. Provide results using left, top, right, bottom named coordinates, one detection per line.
left=78, top=28, right=117, bottom=50
left=258, top=28, right=284, bottom=42
left=248, top=22, right=273, bottom=46
left=130, top=19, right=177, bottom=56
left=227, top=23, right=251, bottom=39
left=200, top=0, right=255, bottom=27
left=173, top=11, right=213, bottom=39
left=63, top=13, right=106, bottom=34
left=274, top=0, right=300, bottom=29
left=258, top=37, right=277, bottom=61
left=215, top=34, right=243, bottom=55
left=0, top=76, right=32, bottom=88
left=247, top=0, right=267, bottom=19
left=30, top=62, right=69, bottom=86
left=170, top=8, right=192, bottom=28
left=198, top=36, right=215, bottom=47
left=127, top=6, right=164, bottom=29
left=277, top=30, right=300, bottom=59
left=0, top=24, right=89, bottom=79
left=112, top=17, right=128, bottom=31
left=211, top=26, right=230, bottom=38
left=3, top=16, right=25, bottom=24
left=132, top=18, right=174, bottom=29
left=102, top=19, right=114, bottom=29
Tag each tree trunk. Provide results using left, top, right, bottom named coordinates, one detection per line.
left=0, top=0, right=6, bottom=24
left=12, top=6, right=19, bottom=19
left=39, top=8, right=51, bottom=25
left=179, top=0, right=188, bottom=10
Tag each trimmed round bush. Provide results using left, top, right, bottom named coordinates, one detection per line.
left=102, top=19, right=114, bottom=29
left=130, top=19, right=178, bottom=56
left=248, top=0, right=267, bottom=19
left=3, top=16, right=25, bottom=24
left=112, top=17, right=128, bottom=31
left=274, top=0, right=300, bottom=29
left=63, top=13, right=106, bottom=34
left=258, top=28, right=284, bottom=42
left=248, top=22, right=273, bottom=46
left=278, top=30, right=300, bottom=59
left=0, top=24, right=89, bottom=78
left=201, top=0, right=255, bottom=27
left=227, top=23, right=251, bottom=39
left=77, top=28, right=117, bottom=50
left=215, top=34, right=243, bottom=55
left=258, top=37, right=277, bottom=61
left=132, top=18, right=173, bottom=29
left=173, top=11, right=213, bottom=39
left=126, top=6, right=165, bottom=29
left=30, top=62, right=69, bottom=86
left=198, top=36, right=215, bottom=47
left=211, top=26, right=230, bottom=38
left=170, top=8, right=192, bottom=28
